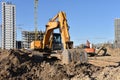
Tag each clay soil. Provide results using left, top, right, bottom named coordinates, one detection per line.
left=0, top=48, right=120, bottom=80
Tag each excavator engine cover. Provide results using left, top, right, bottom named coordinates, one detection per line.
left=62, top=49, right=88, bottom=64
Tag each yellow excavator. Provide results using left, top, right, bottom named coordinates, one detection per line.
left=30, top=11, right=88, bottom=64
left=31, top=11, right=73, bottom=50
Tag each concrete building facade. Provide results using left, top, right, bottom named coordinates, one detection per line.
left=1, top=2, right=16, bottom=49
left=115, top=18, right=120, bottom=48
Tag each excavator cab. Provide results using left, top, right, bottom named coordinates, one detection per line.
left=52, top=33, right=73, bottom=50
left=52, top=33, right=62, bottom=50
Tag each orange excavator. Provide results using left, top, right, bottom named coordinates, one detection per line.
left=30, top=11, right=88, bottom=64
left=84, top=40, right=95, bottom=55
left=84, top=40, right=107, bottom=56
left=30, top=0, right=87, bottom=64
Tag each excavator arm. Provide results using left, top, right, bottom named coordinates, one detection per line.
left=42, top=11, right=73, bottom=50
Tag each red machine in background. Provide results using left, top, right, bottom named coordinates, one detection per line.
left=84, top=40, right=107, bottom=56
left=84, top=40, right=95, bottom=55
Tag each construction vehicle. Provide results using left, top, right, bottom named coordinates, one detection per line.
left=30, top=11, right=88, bottom=64
left=84, top=40, right=96, bottom=56
left=31, top=11, right=73, bottom=51
left=84, top=40, right=107, bottom=56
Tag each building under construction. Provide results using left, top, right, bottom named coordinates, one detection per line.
left=22, top=31, right=44, bottom=49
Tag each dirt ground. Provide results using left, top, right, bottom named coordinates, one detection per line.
left=0, top=48, right=120, bottom=80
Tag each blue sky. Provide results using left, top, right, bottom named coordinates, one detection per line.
left=0, top=0, right=120, bottom=46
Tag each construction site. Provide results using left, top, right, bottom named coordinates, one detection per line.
left=0, top=0, right=120, bottom=80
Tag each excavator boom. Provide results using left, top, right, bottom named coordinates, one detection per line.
left=42, top=11, right=73, bottom=50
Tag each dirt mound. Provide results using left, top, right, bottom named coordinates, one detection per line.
left=96, top=66, right=120, bottom=80
left=0, top=49, right=120, bottom=80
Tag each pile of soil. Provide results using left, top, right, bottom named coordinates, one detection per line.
left=0, top=49, right=120, bottom=80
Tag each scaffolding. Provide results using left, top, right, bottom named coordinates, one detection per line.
left=22, top=31, right=44, bottom=49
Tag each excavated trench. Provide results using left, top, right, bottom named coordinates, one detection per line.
left=0, top=49, right=120, bottom=80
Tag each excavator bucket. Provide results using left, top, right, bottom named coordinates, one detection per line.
left=62, top=49, right=88, bottom=64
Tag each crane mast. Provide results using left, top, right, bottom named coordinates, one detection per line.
left=34, top=0, right=38, bottom=41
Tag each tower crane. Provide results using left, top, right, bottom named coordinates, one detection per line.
left=34, top=0, right=38, bottom=41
